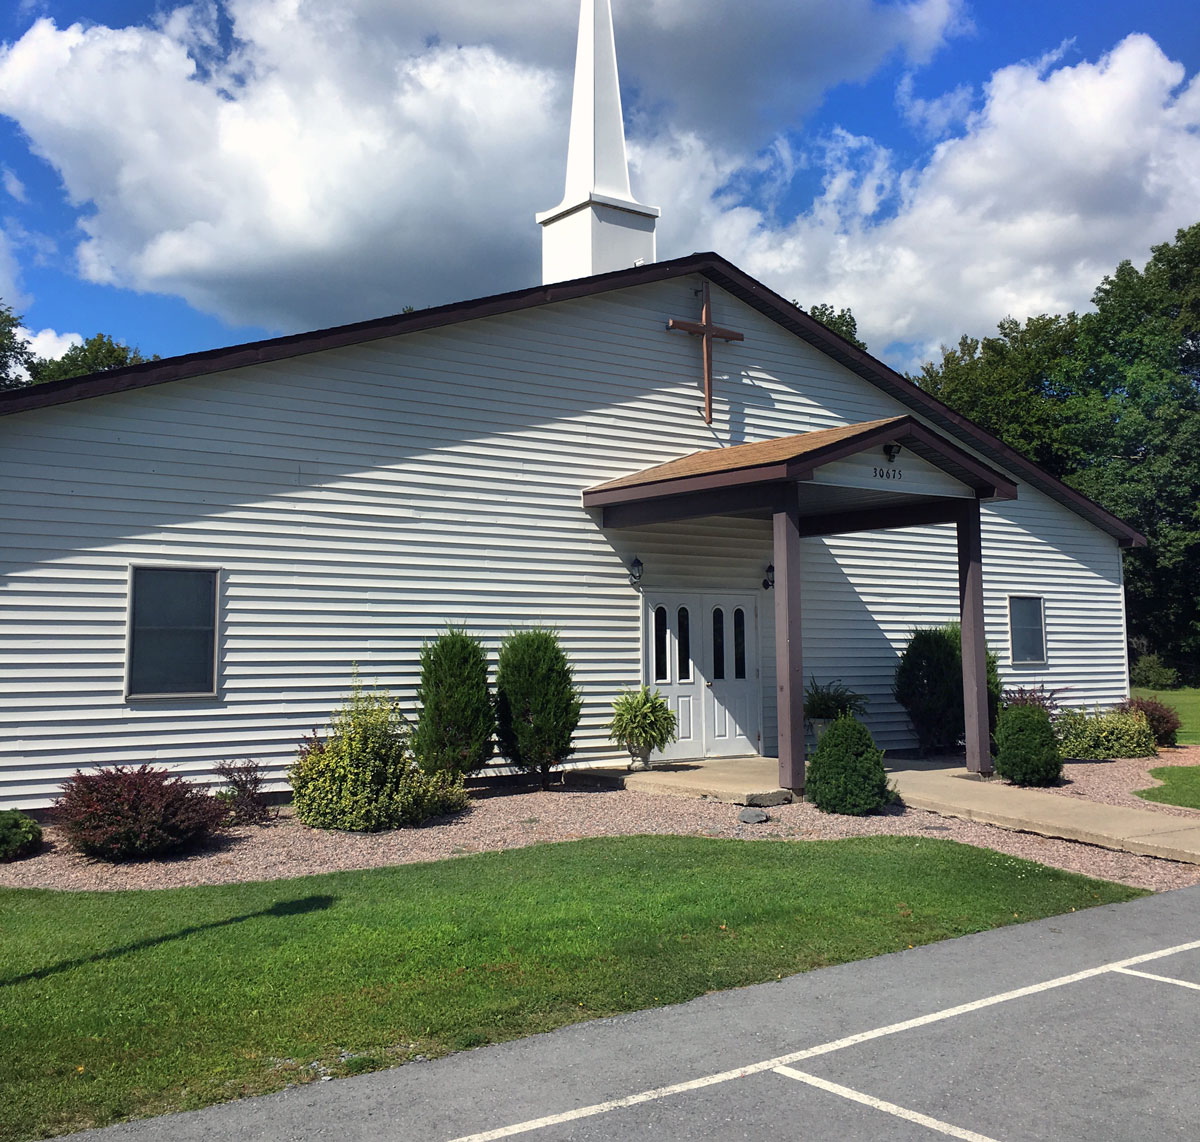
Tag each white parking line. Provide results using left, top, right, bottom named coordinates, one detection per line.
left=446, top=937, right=1200, bottom=1142
left=774, top=1065, right=1002, bottom=1142
left=1113, top=966, right=1200, bottom=991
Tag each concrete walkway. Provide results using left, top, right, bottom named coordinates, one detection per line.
left=575, top=754, right=1200, bottom=866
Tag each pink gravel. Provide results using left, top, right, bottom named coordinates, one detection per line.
left=1043, top=743, right=1200, bottom=818
left=4, top=768, right=1199, bottom=895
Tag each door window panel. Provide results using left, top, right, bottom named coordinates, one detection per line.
left=734, top=608, right=747, bottom=680
left=712, top=607, right=726, bottom=680
left=654, top=606, right=669, bottom=682
left=677, top=607, right=692, bottom=682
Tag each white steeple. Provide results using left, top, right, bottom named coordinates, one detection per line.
left=536, top=0, right=659, bottom=284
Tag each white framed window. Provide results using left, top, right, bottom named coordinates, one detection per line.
left=1009, top=595, right=1047, bottom=667
left=125, top=566, right=220, bottom=699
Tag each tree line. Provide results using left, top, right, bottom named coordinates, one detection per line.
left=0, top=305, right=155, bottom=390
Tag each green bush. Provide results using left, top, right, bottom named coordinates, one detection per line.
left=1057, top=707, right=1157, bottom=761
left=496, top=629, right=583, bottom=790
left=804, top=677, right=868, bottom=721
left=994, top=705, right=1062, bottom=786
left=609, top=686, right=677, bottom=765
left=411, top=629, right=495, bottom=776
left=1130, top=653, right=1179, bottom=690
left=893, top=624, right=1002, bottom=753
left=290, top=680, right=468, bottom=831
left=805, top=716, right=892, bottom=816
left=0, top=809, right=42, bottom=862
left=1117, top=695, right=1181, bottom=746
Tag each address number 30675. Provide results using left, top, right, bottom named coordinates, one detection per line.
left=871, top=466, right=903, bottom=481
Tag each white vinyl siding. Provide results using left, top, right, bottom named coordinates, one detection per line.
left=0, top=275, right=1131, bottom=806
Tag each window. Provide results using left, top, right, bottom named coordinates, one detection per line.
left=677, top=607, right=692, bottom=682
left=127, top=567, right=219, bottom=698
left=712, top=607, right=726, bottom=680
left=1009, top=596, right=1046, bottom=666
left=653, top=606, right=669, bottom=683
left=733, top=608, right=747, bottom=680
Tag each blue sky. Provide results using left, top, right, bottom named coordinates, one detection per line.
left=1, top=0, right=1197, bottom=371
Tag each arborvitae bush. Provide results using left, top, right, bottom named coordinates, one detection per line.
left=290, top=680, right=468, bottom=831
left=994, top=705, right=1062, bottom=786
left=893, top=624, right=1002, bottom=753
left=1057, top=708, right=1157, bottom=760
left=805, top=715, right=892, bottom=816
left=495, top=629, right=582, bottom=790
left=1130, top=653, right=1179, bottom=690
left=1116, top=696, right=1181, bottom=747
left=57, top=765, right=227, bottom=860
left=411, top=629, right=494, bottom=776
left=0, top=809, right=42, bottom=862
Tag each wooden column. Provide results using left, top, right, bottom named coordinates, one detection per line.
left=774, top=485, right=805, bottom=792
left=956, top=498, right=992, bottom=774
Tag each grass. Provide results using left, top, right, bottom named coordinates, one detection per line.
left=0, top=834, right=1142, bottom=1142
left=1135, top=766, right=1200, bottom=809
left=1132, top=686, right=1200, bottom=745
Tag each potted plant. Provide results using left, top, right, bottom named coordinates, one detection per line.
left=804, top=678, right=868, bottom=745
left=609, top=686, right=678, bottom=771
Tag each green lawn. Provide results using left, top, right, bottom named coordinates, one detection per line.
left=1135, top=766, right=1200, bottom=809
left=0, top=835, right=1142, bottom=1142
left=1132, top=686, right=1200, bottom=744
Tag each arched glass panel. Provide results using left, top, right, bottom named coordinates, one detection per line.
left=734, top=608, right=747, bottom=680
left=711, top=607, right=726, bottom=680
left=653, top=606, right=668, bottom=682
left=677, top=607, right=692, bottom=682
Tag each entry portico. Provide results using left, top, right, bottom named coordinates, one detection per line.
left=584, top=415, right=1019, bottom=791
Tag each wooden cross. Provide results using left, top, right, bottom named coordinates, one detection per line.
left=667, top=282, right=745, bottom=424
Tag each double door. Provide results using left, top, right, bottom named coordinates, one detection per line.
left=645, top=592, right=760, bottom=760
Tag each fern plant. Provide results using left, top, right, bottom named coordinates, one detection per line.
left=609, top=686, right=678, bottom=769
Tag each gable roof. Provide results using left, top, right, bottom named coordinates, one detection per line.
left=0, top=251, right=1144, bottom=547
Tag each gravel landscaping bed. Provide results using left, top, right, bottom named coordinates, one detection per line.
left=4, top=779, right=1198, bottom=895
left=1043, top=744, right=1200, bottom=818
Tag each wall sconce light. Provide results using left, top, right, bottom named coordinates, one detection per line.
left=763, top=563, right=775, bottom=590
left=883, top=443, right=902, bottom=463
left=629, top=557, right=644, bottom=586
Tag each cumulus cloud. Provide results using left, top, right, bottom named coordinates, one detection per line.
left=21, top=325, right=81, bottom=359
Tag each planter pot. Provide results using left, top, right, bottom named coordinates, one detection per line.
left=808, top=718, right=835, bottom=745
left=627, top=746, right=653, bottom=771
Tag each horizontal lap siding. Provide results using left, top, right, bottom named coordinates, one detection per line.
left=0, top=277, right=1130, bottom=805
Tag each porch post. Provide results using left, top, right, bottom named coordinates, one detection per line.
left=956, top=498, right=992, bottom=774
left=774, top=484, right=805, bottom=792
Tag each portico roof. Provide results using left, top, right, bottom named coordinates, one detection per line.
left=583, top=415, right=1018, bottom=529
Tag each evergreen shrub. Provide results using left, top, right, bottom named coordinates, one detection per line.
left=290, top=680, right=468, bottom=831
left=1130, top=653, right=1179, bottom=691
left=994, top=705, right=1062, bottom=786
left=1115, top=696, right=1181, bottom=747
left=214, top=758, right=275, bottom=824
left=495, top=629, right=582, bottom=789
left=805, top=716, right=892, bottom=816
left=411, top=629, right=494, bottom=776
left=57, top=765, right=227, bottom=860
left=1057, top=708, right=1157, bottom=760
left=0, top=809, right=42, bottom=862
left=893, top=624, right=1002, bottom=753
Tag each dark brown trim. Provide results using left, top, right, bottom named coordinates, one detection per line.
left=773, top=485, right=805, bottom=793
left=793, top=496, right=967, bottom=539
left=0, top=249, right=1143, bottom=547
left=586, top=461, right=793, bottom=508
left=956, top=500, right=992, bottom=774
left=598, top=483, right=787, bottom=529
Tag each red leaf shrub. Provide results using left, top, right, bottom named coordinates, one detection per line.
left=1117, top=696, right=1181, bottom=747
left=56, top=764, right=227, bottom=861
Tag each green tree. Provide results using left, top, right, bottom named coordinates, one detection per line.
left=411, top=629, right=494, bottom=776
left=805, top=302, right=868, bottom=351
left=28, top=332, right=157, bottom=384
left=0, top=300, right=33, bottom=391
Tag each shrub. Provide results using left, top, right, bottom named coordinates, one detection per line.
left=1002, top=684, right=1065, bottom=723
left=1057, top=707, right=1157, bottom=760
left=805, top=716, right=892, bottom=816
left=56, top=765, right=227, bottom=861
left=994, top=705, right=1062, bottom=786
left=0, top=809, right=42, bottom=862
left=411, top=629, right=494, bottom=776
left=893, top=624, right=1002, bottom=753
left=290, top=681, right=468, bottom=831
left=496, top=629, right=583, bottom=790
left=214, top=758, right=275, bottom=824
left=804, top=678, right=868, bottom=721
left=1116, top=696, right=1181, bottom=747
left=1130, top=653, right=1179, bottom=690
left=609, top=686, right=677, bottom=766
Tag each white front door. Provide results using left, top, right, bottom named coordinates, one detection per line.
left=645, top=592, right=760, bottom=760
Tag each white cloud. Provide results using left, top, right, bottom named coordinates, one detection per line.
left=1, top=167, right=26, bottom=202
left=20, top=325, right=81, bottom=360
left=0, top=0, right=967, bottom=331
left=896, top=72, right=973, bottom=138
left=0, top=226, right=27, bottom=307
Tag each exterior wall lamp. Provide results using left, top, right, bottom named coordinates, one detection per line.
left=883, top=443, right=903, bottom=463
left=629, top=557, right=644, bottom=586
left=763, top=563, right=774, bottom=590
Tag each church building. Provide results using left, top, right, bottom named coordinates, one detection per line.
left=0, top=0, right=1142, bottom=809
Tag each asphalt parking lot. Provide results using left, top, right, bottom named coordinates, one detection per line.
left=67, top=884, right=1200, bottom=1142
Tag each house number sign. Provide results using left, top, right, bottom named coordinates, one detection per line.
left=871, top=466, right=903, bottom=481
